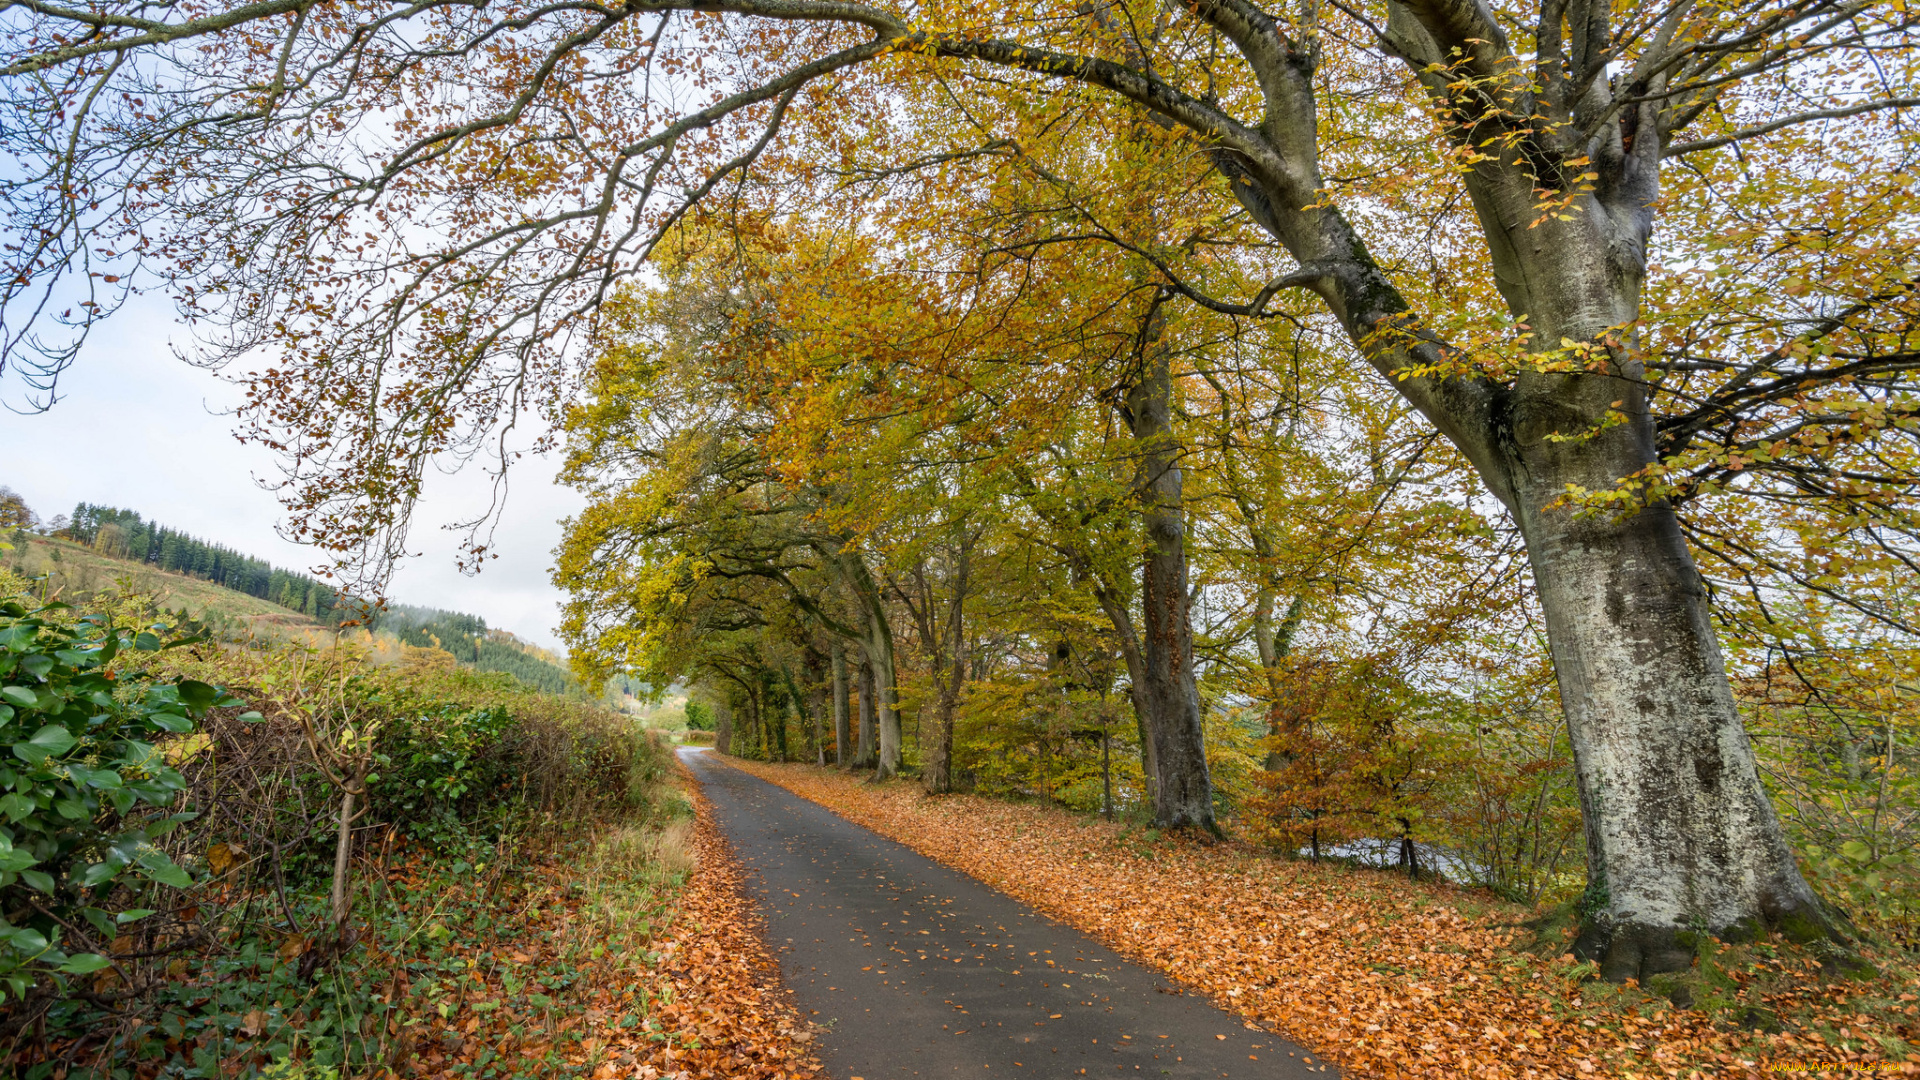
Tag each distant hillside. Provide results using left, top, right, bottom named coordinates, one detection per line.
left=61, top=502, right=363, bottom=625
left=376, top=603, right=580, bottom=696
left=5, top=505, right=580, bottom=696
left=5, top=533, right=337, bottom=638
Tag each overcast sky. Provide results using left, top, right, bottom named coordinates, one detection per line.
left=0, top=295, right=583, bottom=652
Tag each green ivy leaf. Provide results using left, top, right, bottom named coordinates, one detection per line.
left=136, top=850, right=193, bottom=890
left=177, top=681, right=218, bottom=714
left=160, top=630, right=209, bottom=651
left=0, top=686, right=36, bottom=710
left=81, top=907, right=116, bottom=937
left=13, top=724, right=76, bottom=762
left=78, top=765, right=123, bottom=790
left=147, top=713, right=193, bottom=734
left=78, top=861, right=120, bottom=888
left=58, top=953, right=113, bottom=975
left=144, top=812, right=196, bottom=839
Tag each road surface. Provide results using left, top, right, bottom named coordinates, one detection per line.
left=680, top=748, right=1335, bottom=1079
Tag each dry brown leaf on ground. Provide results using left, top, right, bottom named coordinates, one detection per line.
left=567, top=762, right=824, bottom=1080
left=730, top=759, right=1920, bottom=1080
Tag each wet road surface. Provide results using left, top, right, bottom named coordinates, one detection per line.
left=680, top=748, right=1335, bottom=1079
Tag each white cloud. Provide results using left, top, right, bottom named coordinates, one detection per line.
left=0, top=296, right=582, bottom=652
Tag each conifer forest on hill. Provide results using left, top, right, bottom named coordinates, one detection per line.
left=2, top=0, right=1920, bottom=1074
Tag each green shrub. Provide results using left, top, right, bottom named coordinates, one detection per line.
left=0, top=577, right=665, bottom=1075
left=683, top=699, right=714, bottom=731
left=352, top=667, right=652, bottom=850
left=367, top=697, right=518, bottom=849
left=0, top=598, right=249, bottom=1002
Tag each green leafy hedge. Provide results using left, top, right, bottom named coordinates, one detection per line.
left=0, top=599, right=250, bottom=1002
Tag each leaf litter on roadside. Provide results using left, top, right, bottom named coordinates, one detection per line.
left=472, top=767, right=822, bottom=1080
left=730, top=759, right=1920, bottom=1080
left=160, top=762, right=821, bottom=1080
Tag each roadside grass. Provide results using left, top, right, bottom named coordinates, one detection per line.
left=10, top=769, right=698, bottom=1080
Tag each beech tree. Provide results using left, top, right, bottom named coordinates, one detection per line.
left=553, top=266, right=916, bottom=773
left=7, top=0, right=1917, bottom=977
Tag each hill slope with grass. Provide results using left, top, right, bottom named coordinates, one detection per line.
left=5, top=533, right=327, bottom=637
left=3, top=527, right=580, bottom=694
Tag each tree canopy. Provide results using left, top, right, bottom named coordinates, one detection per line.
left=5, top=0, right=1917, bottom=979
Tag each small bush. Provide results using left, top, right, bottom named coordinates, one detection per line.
left=0, top=598, right=246, bottom=1003
left=683, top=699, right=714, bottom=731
left=0, top=581, right=666, bottom=1071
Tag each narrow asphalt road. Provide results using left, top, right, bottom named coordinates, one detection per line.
left=680, top=748, right=1336, bottom=1079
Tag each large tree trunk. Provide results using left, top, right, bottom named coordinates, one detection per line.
left=920, top=628, right=964, bottom=794
left=1193, top=46, right=1837, bottom=964
left=922, top=693, right=955, bottom=794
left=832, top=640, right=851, bottom=767
left=832, top=548, right=903, bottom=778
left=1123, top=331, right=1216, bottom=833
left=807, top=662, right=828, bottom=766
left=713, top=697, right=733, bottom=756
left=855, top=659, right=877, bottom=769
left=1079, top=557, right=1168, bottom=815
left=918, top=537, right=972, bottom=795
left=868, top=618, right=902, bottom=780
left=1509, top=388, right=1831, bottom=978
left=774, top=680, right=793, bottom=762
left=747, top=689, right=766, bottom=760
left=1475, top=154, right=1832, bottom=970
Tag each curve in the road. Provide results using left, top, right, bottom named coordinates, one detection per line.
left=680, top=748, right=1337, bottom=1079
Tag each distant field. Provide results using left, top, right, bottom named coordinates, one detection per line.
left=5, top=535, right=328, bottom=637
left=620, top=691, right=692, bottom=728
